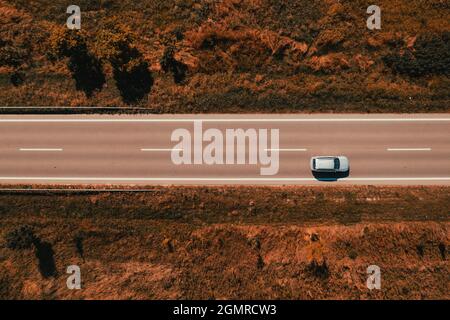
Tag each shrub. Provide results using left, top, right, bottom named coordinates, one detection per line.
left=160, top=47, right=188, bottom=84
left=307, top=259, right=329, bottom=279
left=113, top=57, right=154, bottom=104
left=5, top=225, right=57, bottom=278
left=10, top=70, right=25, bottom=87
left=47, top=27, right=88, bottom=60
left=384, top=32, right=450, bottom=77
left=5, top=226, right=37, bottom=250
left=95, top=21, right=153, bottom=103
left=305, top=236, right=329, bottom=279
left=0, top=43, right=28, bottom=68
left=93, top=22, right=135, bottom=65
left=0, top=4, right=35, bottom=86
left=47, top=27, right=105, bottom=97
left=348, top=250, right=358, bottom=260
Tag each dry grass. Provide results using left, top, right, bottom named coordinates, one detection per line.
left=0, top=220, right=448, bottom=299
left=0, top=186, right=448, bottom=299
left=0, top=185, right=448, bottom=224
left=0, top=0, right=448, bottom=112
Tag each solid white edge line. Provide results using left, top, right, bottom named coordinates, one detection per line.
left=0, top=177, right=449, bottom=181
left=19, top=148, right=63, bottom=152
left=0, top=118, right=450, bottom=122
left=141, top=148, right=182, bottom=152
left=387, top=148, right=432, bottom=151
left=265, top=149, right=308, bottom=152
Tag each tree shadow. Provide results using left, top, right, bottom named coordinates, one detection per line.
left=113, top=62, right=153, bottom=104
left=68, top=52, right=106, bottom=98
left=160, top=47, right=188, bottom=84
left=74, top=235, right=85, bottom=261
left=112, top=47, right=154, bottom=104
left=34, top=240, right=57, bottom=278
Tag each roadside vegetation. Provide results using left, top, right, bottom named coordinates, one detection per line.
left=383, top=32, right=450, bottom=77
left=0, top=186, right=448, bottom=299
left=0, top=0, right=449, bottom=111
left=47, top=27, right=106, bottom=97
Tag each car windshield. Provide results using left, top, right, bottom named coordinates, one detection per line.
left=334, top=158, right=340, bottom=169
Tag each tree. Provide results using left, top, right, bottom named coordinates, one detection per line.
left=384, top=32, right=450, bottom=77
left=113, top=55, right=154, bottom=104
left=160, top=47, right=188, bottom=84
left=94, top=21, right=153, bottom=104
left=0, top=6, right=34, bottom=86
left=47, top=27, right=105, bottom=97
left=5, top=225, right=57, bottom=278
left=5, top=225, right=37, bottom=250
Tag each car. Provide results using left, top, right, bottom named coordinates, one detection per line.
left=310, top=156, right=349, bottom=173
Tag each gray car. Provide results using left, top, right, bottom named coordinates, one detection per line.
left=310, top=156, right=349, bottom=173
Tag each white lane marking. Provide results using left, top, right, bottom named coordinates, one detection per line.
left=143, top=148, right=308, bottom=152
left=0, top=118, right=449, bottom=123
left=387, top=148, right=432, bottom=151
left=141, top=148, right=182, bottom=152
left=19, top=148, right=63, bottom=152
left=265, top=148, right=308, bottom=152
left=0, top=177, right=449, bottom=182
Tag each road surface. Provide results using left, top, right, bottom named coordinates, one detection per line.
left=0, top=114, right=449, bottom=186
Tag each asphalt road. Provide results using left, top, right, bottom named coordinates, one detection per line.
left=0, top=114, right=449, bottom=186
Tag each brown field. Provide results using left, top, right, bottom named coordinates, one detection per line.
left=0, top=186, right=448, bottom=299
left=0, top=0, right=449, bottom=112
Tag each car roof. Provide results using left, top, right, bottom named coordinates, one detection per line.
left=315, top=158, right=336, bottom=170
